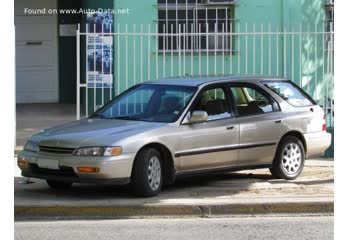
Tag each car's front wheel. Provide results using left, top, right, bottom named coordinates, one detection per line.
left=270, top=135, right=305, bottom=180
left=46, top=180, right=73, bottom=190
left=132, top=148, right=163, bottom=197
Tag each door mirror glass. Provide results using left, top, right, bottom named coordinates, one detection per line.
left=188, top=110, right=208, bottom=123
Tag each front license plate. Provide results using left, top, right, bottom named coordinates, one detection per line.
left=37, top=159, right=59, bottom=170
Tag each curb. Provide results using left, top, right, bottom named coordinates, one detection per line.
left=14, top=201, right=334, bottom=220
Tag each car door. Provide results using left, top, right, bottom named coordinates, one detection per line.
left=229, top=83, right=288, bottom=166
left=176, top=84, right=240, bottom=172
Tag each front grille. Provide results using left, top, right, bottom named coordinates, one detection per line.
left=39, top=146, right=75, bottom=155
left=29, top=164, right=78, bottom=178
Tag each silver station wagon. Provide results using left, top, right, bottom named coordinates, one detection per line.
left=18, top=76, right=331, bottom=197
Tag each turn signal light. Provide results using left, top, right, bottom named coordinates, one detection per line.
left=18, top=160, right=28, bottom=168
left=78, top=167, right=100, bottom=173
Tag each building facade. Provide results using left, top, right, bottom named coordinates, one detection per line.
left=14, top=0, right=334, bottom=156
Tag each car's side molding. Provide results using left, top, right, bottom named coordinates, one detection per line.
left=174, top=142, right=276, bottom=158
left=175, top=163, right=273, bottom=178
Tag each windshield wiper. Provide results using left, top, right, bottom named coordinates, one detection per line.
left=110, top=116, right=142, bottom=121
left=89, top=113, right=109, bottom=119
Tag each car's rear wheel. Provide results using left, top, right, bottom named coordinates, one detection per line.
left=132, top=148, right=163, bottom=197
left=46, top=180, right=73, bottom=190
left=270, top=135, right=305, bottom=180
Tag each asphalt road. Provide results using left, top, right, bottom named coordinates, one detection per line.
left=15, top=216, right=333, bottom=240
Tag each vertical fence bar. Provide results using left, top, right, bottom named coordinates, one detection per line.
left=76, top=24, right=80, bottom=120
left=307, top=23, right=310, bottom=94
left=326, top=34, right=330, bottom=120
left=253, top=23, right=256, bottom=75
left=225, top=8, right=228, bottom=55
left=163, top=24, right=165, bottom=78
left=101, top=23, right=104, bottom=106
left=133, top=24, right=136, bottom=87
left=117, top=24, right=120, bottom=115
left=214, top=23, right=217, bottom=75
left=178, top=24, right=182, bottom=76
left=109, top=24, right=112, bottom=101
left=268, top=23, right=271, bottom=75
left=148, top=24, right=151, bottom=80
left=117, top=24, right=120, bottom=95
left=222, top=23, right=224, bottom=74
left=322, top=22, right=325, bottom=110
left=206, top=22, right=209, bottom=76
left=133, top=25, right=136, bottom=113
left=245, top=23, right=248, bottom=74
left=191, top=23, right=194, bottom=75
left=156, top=24, right=159, bottom=80
left=292, top=27, right=294, bottom=83
left=183, top=23, right=186, bottom=76
left=85, top=24, right=88, bottom=117
left=125, top=24, right=128, bottom=90
left=299, top=23, right=302, bottom=87
left=93, top=24, right=96, bottom=111
left=199, top=23, right=201, bottom=75
left=230, top=22, right=233, bottom=75
left=283, top=26, right=287, bottom=78
left=140, top=24, right=143, bottom=82
left=125, top=24, right=128, bottom=114
left=260, top=23, right=263, bottom=75
left=314, top=22, right=318, bottom=100
left=237, top=22, right=240, bottom=74
left=276, top=26, right=279, bottom=76
left=171, top=24, right=174, bottom=77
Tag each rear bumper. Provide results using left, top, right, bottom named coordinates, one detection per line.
left=304, top=131, right=332, bottom=158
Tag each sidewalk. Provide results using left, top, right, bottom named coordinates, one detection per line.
left=14, top=159, right=334, bottom=220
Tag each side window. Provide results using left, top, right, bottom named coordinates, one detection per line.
left=193, top=87, right=231, bottom=120
left=263, top=81, right=314, bottom=107
left=231, top=86, right=274, bottom=116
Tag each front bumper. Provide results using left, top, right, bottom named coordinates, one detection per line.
left=304, top=131, right=332, bottom=158
left=17, top=150, right=136, bottom=184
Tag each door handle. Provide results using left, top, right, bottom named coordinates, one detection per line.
left=275, top=119, right=282, bottom=124
left=26, top=41, right=43, bottom=46
left=226, top=126, right=235, bottom=130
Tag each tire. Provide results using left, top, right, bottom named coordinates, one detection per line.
left=270, top=135, right=305, bottom=180
left=46, top=180, right=73, bottom=190
left=132, top=148, right=163, bottom=197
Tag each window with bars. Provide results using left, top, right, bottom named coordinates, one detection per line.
left=157, top=0, right=236, bottom=53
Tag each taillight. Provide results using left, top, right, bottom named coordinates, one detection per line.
left=322, top=115, right=327, bottom=131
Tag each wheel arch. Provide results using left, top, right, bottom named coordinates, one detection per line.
left=278, top=131, right=307, bottom=154
left=131, top=142, right=176, bottom=185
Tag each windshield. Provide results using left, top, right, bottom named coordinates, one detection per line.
left=91, top=84, right=197, bottom=123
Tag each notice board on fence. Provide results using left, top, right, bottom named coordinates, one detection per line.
left=86, top=12, right=113, bottom=88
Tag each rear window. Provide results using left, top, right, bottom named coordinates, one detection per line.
left=263, top=81, right=315, bottom=107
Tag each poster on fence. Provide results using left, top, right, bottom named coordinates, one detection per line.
left=86, top=12, right=113, bottom=88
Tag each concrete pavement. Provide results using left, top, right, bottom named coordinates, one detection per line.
left=15, top=216, right=334, bottom=240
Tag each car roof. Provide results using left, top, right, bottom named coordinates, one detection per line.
left=143, top=75, right=288, bottom=87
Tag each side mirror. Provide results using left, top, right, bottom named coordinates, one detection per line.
left=188, top=110, right=208, bottom=123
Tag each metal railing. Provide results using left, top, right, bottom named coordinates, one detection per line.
left=76, top=22, right=334, bottom=127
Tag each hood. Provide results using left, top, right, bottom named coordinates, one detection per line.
left=30, top=118, right=166, bottom=148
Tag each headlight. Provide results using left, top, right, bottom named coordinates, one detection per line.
left=23, top=141, right=39, bottom=152
left=73, top=147, right=122, bottom=156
